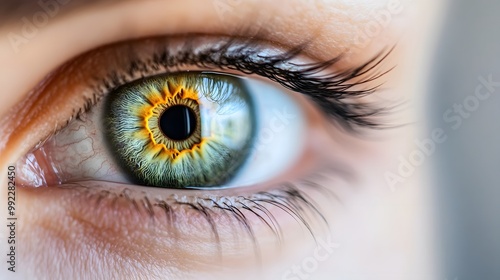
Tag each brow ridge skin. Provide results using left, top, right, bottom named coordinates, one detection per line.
left=0, top=0, right=123, bottom=23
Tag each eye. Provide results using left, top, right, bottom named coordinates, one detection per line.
left=15, top=36, right=387, bottom=191
left=19, top=71, right=305, bottom=189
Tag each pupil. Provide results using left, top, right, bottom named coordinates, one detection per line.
left=159, top=105, right=197, bottom=141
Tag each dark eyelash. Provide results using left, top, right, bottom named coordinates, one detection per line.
left=59, top=174, right=334, bottom=257
left=88, top=36, right=393, bottom=131
left=157, top=39, right=393, bottom=130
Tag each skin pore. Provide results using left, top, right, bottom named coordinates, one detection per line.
left=0, top=0, right=444, bottom=279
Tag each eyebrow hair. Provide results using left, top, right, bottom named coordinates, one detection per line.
left=0, top=0, right=117, bottom=24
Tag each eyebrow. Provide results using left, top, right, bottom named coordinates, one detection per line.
left=0, top=0, right=117, bottom=24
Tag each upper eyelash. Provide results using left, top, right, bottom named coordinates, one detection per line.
left=82, top=35, right=393, bottom=131
left=153, top=38, right=394, bottom=130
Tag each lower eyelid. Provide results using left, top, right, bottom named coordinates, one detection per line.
left=20, top=178, right=332, bottom=259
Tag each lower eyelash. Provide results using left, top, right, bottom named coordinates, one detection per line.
left=56, top=174, right=333, bottom=257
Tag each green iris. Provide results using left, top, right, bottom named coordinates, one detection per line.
left=104, top=72, right=256, bottom=188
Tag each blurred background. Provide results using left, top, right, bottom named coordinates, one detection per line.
left=431, top=0, right=500, bottom=279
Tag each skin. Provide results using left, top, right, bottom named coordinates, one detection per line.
left=0, top=0, right=446, bottom=279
